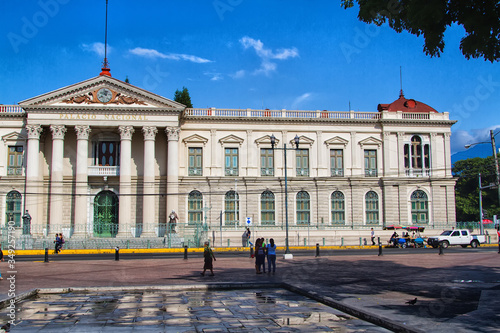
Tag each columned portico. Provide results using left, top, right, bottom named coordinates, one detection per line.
left=166, top=127, right=180, bottom=218
left=118, top=126, right=134, bottom=237
left=73, top=125, right=91, bottom=236
left=49, top=125, right=67, bottom=230
left=25, top=124, right=43, bottom=235
left=142, top=126, right=158, bottom=236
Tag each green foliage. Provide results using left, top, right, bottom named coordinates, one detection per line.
left=341, top=0, right=500, bottom=62
left=453, top=156, right=500, bottom=221
left=174, top=87, right=193, bottom=108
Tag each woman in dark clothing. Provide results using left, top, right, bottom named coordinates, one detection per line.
left=201, top=241, right=216, bottom=276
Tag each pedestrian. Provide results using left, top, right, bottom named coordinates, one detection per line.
left=54, top=233, right=62, bottom=254
left=246, top=227, right=251, bottom=245
left=201, top=241, right=216, bottom=276
left=255, top=238, right=266, bottom=274
left=260, top=238, right=267, bottom=273
left=266, top=238, right=277, bottom=274
left=242, top=229, right=249, bottom=247
left=168, top=210, right=179, bottom=233
left=0, top=244, right=4, bottom=280
left=59, top=233, right=65, bottom=251
left=371, top=228, right=375, bottom=245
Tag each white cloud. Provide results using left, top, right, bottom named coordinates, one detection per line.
left=239, top=36, right=298, bottom=76
left=204, top=72, right=223, bottom=81
left=81, top=42, right=108, bottom=57
left=451, top=125, right=500, bottom=154
left=231, top=69, right=246, bottom=79
left=129, top=47, right=212, bottom=63
left=291, top=93, right=312, bottom=109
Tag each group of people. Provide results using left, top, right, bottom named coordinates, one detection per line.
left=254, top=238, right=277, bottom=274
left=54, top=233, right=65, bottom=254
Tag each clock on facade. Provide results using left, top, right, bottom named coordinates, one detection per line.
left=97, top=88, right=113, bottom=103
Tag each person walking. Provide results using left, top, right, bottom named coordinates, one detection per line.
left=266, top=238, right=277, bottom=274
left=54, top=233, right=62, bottom=254
left=0, top=244, right=4, bottom=280
left=371, top=228, right=376, bottom=246
left=59, top=233, right=65, bottom=252
left=201, top=241, right=216, bottom=276
left=255, top=238, right=266, bottom=274
left=242, top=228, right=249, bottom=247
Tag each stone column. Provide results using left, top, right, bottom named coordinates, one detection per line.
left=165, top=127, right=180, bottom=224
left=49, top=125, right=67, bottom=231
left=350, top=131, right=358, bottom=176
left=382, top=132, right=390, bottom=177
left=142, top=126, right=158, bottom=237
left=25, top=124, right=43, bottom=235
left=73, top=125, right=91, bottom=237
left=397, top=132, right=405, bottom=177
left=118, top=126, right=135, bottom=237
left=444, top=133, right=452, bottom=177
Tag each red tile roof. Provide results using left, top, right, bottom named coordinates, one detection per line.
left=377, top=90, right=437, bottom=113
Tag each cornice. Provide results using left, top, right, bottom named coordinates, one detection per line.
left=20, top=105, right=183, bottom=114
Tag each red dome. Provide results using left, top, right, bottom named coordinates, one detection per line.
left=377, top=90, right=437, bottom=113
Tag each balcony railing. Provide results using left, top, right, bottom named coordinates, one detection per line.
left=0, top=105, right=24, bottom=113
left=405, top=168, right=431, bottom=177
left=225, top=168, right=239, bottom=176
left=296, top=168, right=309, bottom=177
left=184, top=108, right=451, bottom=121
left=7, top=166, right=23, bottom=176
left=365, top=169, right=378, bottom=177
left=88, top=166, right=120, bottom=176
left=330, top=169, right=344, bottom=177
left=188, top=167, right=203, bottom=176
left=261, top=168, right=274, bottom=176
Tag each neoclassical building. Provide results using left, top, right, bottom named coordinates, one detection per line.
left=0, top=72, right=457, bottom=244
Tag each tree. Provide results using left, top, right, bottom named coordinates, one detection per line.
left=174, top=87, right=193, bottom=108
left=341, top=0, right=500, bottom=62
left=453, top=156, right=500, bottom=221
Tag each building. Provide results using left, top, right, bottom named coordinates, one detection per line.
left=0, top=72, right=457, bottom=247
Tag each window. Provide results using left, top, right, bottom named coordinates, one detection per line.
left=451, top=231, right=460, bottom=237
left=461, top=231, right=467, bottom=236
left=7, top=146, right=23, bottom=176
left=188, top=148, right=203, bottom=176
left=260, top=148, right=274, bottom=176
left=225, top=148, right=239, bottom=176
left=364, top=150, right=377, bottom=177
left=411, top=190, right=428, bottom=224
left=296, top=149, right=309, bottom=176
left=261, top=191, right=275, bottom=225
left=330, top=149, right=343, bottom=176
left=95, top=141, right=119, bottom=166
left=331, top=191, right=345, bottom=224
left=296, top=191, right=310, bottom=225
left=5, top=190, right=22, bottom=227
left=404, top=135, right=430, bottom=176
left=224, top=190, right=239, bottom=225
left=188, top=191, right=203, bottom=225
left=365, top=191, right=379, bottom=224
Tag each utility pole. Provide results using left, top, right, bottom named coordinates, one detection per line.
left=490, top=130, right=500, bottom=206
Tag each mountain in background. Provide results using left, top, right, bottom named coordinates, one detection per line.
left=452, top=144, right=500, bottom=165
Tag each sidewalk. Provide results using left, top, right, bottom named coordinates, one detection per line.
left=0, top=250, right=498, bottom=332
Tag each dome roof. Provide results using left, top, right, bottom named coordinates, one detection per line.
left=377, top=90, right=437, bottom=113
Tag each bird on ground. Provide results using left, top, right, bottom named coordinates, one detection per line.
left=405, top=298, right=418, bottom=305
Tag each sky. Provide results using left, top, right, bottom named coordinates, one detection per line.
left=1, top=0, right=499, bottom=155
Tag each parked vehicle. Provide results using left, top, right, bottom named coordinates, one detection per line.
left=426, top=229, right=486, bottom=249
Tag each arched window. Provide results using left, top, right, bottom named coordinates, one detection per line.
left=6, top=191, right=22, bottom=227
left=261, top=191, right=275, bottom=225
left=411, top=190, right=429, bottom=224
left=365, top=191, right=379, bottom=225
left=224, top=190, right=239, bottom=225
left=331, top=191, right=345, bottom=224
left=296, top=191, right=310, bottom=225
left=188, top=191, right=203, bottom=225
left=93, top=190, right=119, bottom=237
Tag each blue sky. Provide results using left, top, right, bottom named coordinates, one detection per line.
left=1, top=0, right=499, bottom=154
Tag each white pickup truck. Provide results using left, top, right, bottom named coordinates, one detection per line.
left=427, top=229, right=486, bottom=249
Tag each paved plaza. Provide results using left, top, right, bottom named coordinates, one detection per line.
left=0, top=249, right=499, bottom=332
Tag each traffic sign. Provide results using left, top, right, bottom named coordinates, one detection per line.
left=246, top=217, right=252, bottom=225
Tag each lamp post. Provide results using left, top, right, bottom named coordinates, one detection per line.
left=270, top=134, right=300, bottom=259
left=465, top=129, right=500, bottom=235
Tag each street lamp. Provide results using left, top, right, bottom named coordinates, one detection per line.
left=465, top=129, right=500, bottom=234
left=270, top=134, right=300, bottom=259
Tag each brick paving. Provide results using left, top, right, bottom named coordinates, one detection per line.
left=0, top=249, right=498, bottom=332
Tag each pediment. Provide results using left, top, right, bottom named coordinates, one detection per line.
left=2, top=131, right=27, bottom=143
left=255, top=135, right=276, bottom=146
left=324, top=136, right=349, bottom=147
left=293, top=135, right=314, bottom=146
left=219, top=134, right=244, bottom=145
left=358, top=136, right=383, bottom=147
left=19, top=75, right=185, bottom=111
left=183, top=134, right=208, bottom=145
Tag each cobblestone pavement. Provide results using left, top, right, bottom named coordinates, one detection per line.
left=0, top=250, right=499, bottom=332
left=4, top=288, right=391, bottom=332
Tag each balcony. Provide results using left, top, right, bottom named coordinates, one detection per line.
left=88, top=166, right=119, bottom=176
left=225, top=168, right=239, bottom=176
left=296, top=169, right=309, bottom=177
left=405, top=168, right=430, bottom=177
left=365, top=169, right=378, bottom=177
left=261, top=168, right=274, bottom=176
left=330, top=169, right=344, bottom=177
left=188, top=168, right=203, bottom=176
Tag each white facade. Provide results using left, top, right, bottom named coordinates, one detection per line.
left=0, top=75, right=457, bottom=242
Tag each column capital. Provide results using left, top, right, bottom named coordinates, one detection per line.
left=142, top=126, right=158, bottom=141
left=165, top=127, right=180, bottom=141
left=119, top=126, right=135, bottom=140
left=397, top=132, right=405, bottom=138
left=75, top=125, right=91, bottom=140
left=26, top=124, right=43, bottom=139
left=50, top=125, right=67, bottom=139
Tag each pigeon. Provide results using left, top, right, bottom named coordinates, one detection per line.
left=405, top=298, right=418, bottom=305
